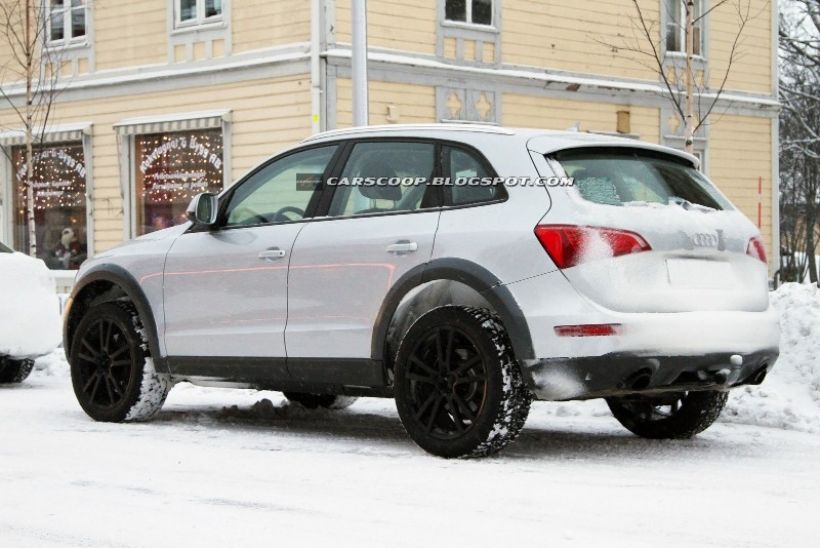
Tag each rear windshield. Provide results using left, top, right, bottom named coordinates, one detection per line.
left=0, top=241, right=12, bottom=253
left=554, top=149, right=732, bottom=211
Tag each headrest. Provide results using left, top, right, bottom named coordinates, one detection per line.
left=357, top=157, right=401, bottom=201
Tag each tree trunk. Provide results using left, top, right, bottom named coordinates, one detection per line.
left=807, top=163, right=819, bottom=285
left=684, top=0, right=696, bottom=154
left=807, top=225, right=818, bottom=285
left=24, top=0, right=37, bottom=258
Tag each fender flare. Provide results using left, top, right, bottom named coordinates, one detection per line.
left=64, top=265, right=166, bottom=371
left=371, top=258, right=535, bottom=365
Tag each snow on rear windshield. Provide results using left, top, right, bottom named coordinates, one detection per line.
left=554, top=149, right=732, bottom=211
left=0, top=241, right=12, bottom=253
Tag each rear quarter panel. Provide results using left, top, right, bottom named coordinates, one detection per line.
left=432, top=134, right=557, bottom=284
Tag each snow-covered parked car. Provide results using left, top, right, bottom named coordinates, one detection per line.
left=62, top=125, right=780, bottom=458
left=0, top=241, right=61, bottom=384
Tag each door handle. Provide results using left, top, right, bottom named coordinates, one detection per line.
left=386, top=240, right=418, bottom=255
left=258, top=248, right=287, bottom=261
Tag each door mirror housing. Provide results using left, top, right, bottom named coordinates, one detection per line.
left=186, top=192, right=219, bottom=226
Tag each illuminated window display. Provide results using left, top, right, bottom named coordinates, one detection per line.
left=133, top=129, right=224, bottom=235
left=12, top=143, right=88, bottom=270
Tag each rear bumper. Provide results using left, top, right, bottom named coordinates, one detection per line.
left=522, top=349, right=779, bottom=401
left=504, top=270, right=781, bottom=359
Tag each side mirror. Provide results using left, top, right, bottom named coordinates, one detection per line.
left=186, top=192, right=219, bottom=226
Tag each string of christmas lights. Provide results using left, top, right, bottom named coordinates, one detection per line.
left=13, top=143, right=86, bottom=212
left=12, top=142, right=88, bottom=264
left=135, top=129, right=223, bottom=233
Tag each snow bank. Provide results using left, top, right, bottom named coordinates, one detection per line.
left=32, top=349, right=70, bottom=377
left=723, top=283, right=820, bottom=432
left=0, top=253, right=61, bottom=358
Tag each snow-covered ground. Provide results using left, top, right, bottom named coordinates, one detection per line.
left=1, top=283, right=819, bottom=547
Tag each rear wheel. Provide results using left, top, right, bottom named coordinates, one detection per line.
left=69, top=303, right=171, bottom=422
left=0, top=358, right=34, bottom=384
left=283, top=392, right=358, bottom=410
left=394, top=306, right=532, bottom=458
left=606, top=390, right=728, bottom=439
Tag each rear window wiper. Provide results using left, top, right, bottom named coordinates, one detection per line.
left=668, top=196, right=718, bottom=213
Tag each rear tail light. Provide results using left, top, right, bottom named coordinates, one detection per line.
left=554, top=323, right=622, bottom=337
left=534, top=225, right=651, bottom=269
left=746, top=236, right=767, bottom=264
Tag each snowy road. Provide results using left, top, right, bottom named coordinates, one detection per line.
left=1, top=371, right=818, bottom=548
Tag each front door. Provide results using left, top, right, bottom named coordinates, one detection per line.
left=286, top=140, right=441, bottom=380
left=162, top=144, right=340, bottom=360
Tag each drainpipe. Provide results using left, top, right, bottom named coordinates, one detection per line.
left=351, top=0, right=369, bottom=126
left=310, top=0, right=322, bottom=134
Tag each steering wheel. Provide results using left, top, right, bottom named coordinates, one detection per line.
left=231, top=208, right=269, bottom=226
left=273, top=206, right=305, bottom=222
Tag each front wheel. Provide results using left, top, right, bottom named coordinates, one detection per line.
left=394, top=306, right=532, bottom=458
left=0, top=358, right=34, bottom=384
left=69, top=302, right=171, bottom=422
left=606, top=390, right=728, bottom=439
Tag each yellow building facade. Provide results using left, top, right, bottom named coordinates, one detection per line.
left=0, top=0, right=779, bottom=281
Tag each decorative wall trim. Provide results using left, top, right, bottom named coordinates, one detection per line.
left=326, top=48, right=780, bottom=118
left=436, top=87, right=498, bottom=123
left=0, top=44, right=310, bottom=104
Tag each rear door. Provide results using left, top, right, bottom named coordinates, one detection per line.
left=285, top=139, right=441, bottom=380
left=536, top=146, right=769, bottom=313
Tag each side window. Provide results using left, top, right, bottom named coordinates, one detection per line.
left=447, top=147, right=503, bottom=206
left=445, top=0, right=493, bottom=26
left=48, top=0, right=88, bottom=44
left=225, top=145, right=337, bottom=227
left=328, top=142, right=436, bottom=217
left=665, top=0, right=703, bottom=56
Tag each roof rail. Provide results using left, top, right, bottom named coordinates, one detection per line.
left=302, top=123, right=515, bottom=143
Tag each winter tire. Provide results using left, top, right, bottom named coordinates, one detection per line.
left=283, top=392, right=358, bottom=410
left=0, top=358, right=34, bottom=384
left=69, top=302, right=171, bottom=422
left=607, top=390, right=728, bottom=439
left=394, top=306, right=532, bottom=458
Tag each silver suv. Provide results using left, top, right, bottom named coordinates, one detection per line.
left=63, top=124, right=779, bottom=458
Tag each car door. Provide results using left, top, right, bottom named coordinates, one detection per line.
left=162, top=144, right=340, bottom=361
left=285, top=140, right=442, bottom=380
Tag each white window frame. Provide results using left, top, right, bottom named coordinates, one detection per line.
left=174, top=0, right=224, bottom=29
left=665, top=0, right=704, bottom=57
left=444, top=0, right=494, bottom=28
left=46, top=0, right=88, bottom=45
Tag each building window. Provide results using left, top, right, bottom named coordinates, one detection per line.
left=665, top=0, right=703, bottom=56
left=133, top=129, right=223, bottom=235
left=48, top=0, right=87, bottom=44
left=176, top=0, right=223, bottom=27
left=11, top=143, right=88, bottom=270
left=444, top=0, right=493, bottom=26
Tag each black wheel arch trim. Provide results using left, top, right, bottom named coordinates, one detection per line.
left=64, top=265, right=166, bottom=372
left=371, top=258, right=535, bottom=367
